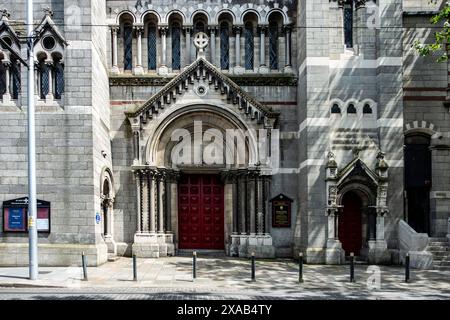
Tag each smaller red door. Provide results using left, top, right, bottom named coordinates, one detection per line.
left=339, top=192, right=363, bottom=256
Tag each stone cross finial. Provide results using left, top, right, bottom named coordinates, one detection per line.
left=43, top=6, right=53, bottom=17
left=1, top=9, right=10, bottom=20
left=194, top=32, right=209, bottom=58
left=352, top=146, right=361, bottom=158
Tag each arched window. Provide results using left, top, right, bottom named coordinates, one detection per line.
left=269, top=21, right=278, bottom=70
left=363, top=104, right=372, bottom=114
left=11, top=60, right=20, bottom=99
left=343, top=0, right=353, bottom=48
left=244, top=22, right=254, bottom=70
left=347, top=103, right=356, bottom=114
left=194, top=21, right=205, bottom=34
left=171, top=22, right=181, bottom=70
left=331, top=103, right=341, bottom=114
left=54, top=60, right=64, bottom=99
left=39, top=61, right=49, bottom=99
left=404, top=134, right=432, bottom=233
left=0, top=62, right=6, bottom=96
left=220, top=22, right=229, bottom=70
left=148, top=23, right=157, bottom=70
left=123, top=23, right=133, bottom=71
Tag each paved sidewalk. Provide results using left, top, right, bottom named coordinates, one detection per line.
left=0, top=256, right=449, bottom=299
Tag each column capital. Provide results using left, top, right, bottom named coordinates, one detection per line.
left=110, top=25, right=120, bottom=32
left=159, top=26, right=169, bottom=34
left=134, top=25, right=144, bottom=33
left=233, top=25, right=243, bottom=34
left=208, top=25, right=218, bottom=32
left=2, top=59, right=11, bottom=67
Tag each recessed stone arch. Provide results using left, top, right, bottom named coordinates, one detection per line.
left=141, top=10, right=161, bottom=24
left=404, top=121, right=440, bottom=139
left=144, top=104, right=260, bottom=169
left=216, top=9, right=236, bottom=25
left=266, top=9, right=289, bottom=25
left=116, top=10, right=137, bottom=24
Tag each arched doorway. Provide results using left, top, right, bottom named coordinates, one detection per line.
left=404, top=134, right=431, bottom=234
left=339, top=191, right=363, bottom=256
left=101, top=179, right=110, bottom=237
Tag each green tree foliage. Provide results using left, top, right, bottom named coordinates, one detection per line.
left=413, top=1, right=450, bottom=62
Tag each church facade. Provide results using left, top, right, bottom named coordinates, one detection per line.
left=0, top=0, right=449, bottom=267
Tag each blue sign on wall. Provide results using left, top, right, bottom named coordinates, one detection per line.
left=8, top=208, right=25, bottom=230
left=95, top=212, right=101, bottom=224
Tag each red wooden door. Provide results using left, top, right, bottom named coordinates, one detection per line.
left=178, top=174, right=224, bottom=249
left=339, top=192, right=363, bottom=256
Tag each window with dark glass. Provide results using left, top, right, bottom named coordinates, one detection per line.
left=344, top=1, right=353, bottom=48
left=220, top=22, right=229, bottom=70
left=123, top=24, right=133, bottom=70
left=40, top=63, right=49, bottom=99
left=363, top=104, right=372, bottom=114
left=269, top=21, right=278, bottom=70
left=148, top=23, right=157, bottom=70
left=347, top=104, right=356, bottom=114
left=54, top=61, right=64, bottom=99
left=331, top=104, right=341, bottom=114
left=11, top=60, right=20, bottom=99
left=0, top=62, right=6, bottom=96
left=172, top=22, right=181, bottom=70
left=244, top=22, right=254, bottom=70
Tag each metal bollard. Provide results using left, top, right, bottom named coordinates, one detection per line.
left=349, top=252, right=355, bottom=283
left=405, top=252, right=410, bottom=283
left=133, top=254, right=138, bottom=281
left=82, top=252, right=88, bottom=281
left=299, top=252, right=304, bottom=283
left=193, top=251, right=197, bottom=280
left=251, top=252, right=256, bottom=282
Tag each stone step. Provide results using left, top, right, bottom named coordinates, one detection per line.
left=436, top=261, right=450, bottom=267
left=429, top=237, right=448, bottom=242
left=428, top=242, right=450, bottom=246
left=434, top=266, right=450, bottom=271
left=428, top=251, right=448, bottom=257
left=107, top=254, right=120, bottom=262
left=426, top=245, right=450, bottom=251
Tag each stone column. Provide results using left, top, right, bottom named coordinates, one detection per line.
left=231, top=172, right=239, bottom=234
left=157, top=171, right=165, bottom=233
left=325, top=207, right=344, bottom=264
left=283, top=25, right=293, bottom=73
left=3, top=60, right=10, bottom=95
left=134, top=26, right=144, bottom=74
left=368, top=207, right=377, bottom=241
left=249, top=171, right=256, bottom=235
left=234, top=26, right=244, bottom=74
left=135, top=170, right=142, bottom=233
left=132, top=131, right=140, bottom=165
left=149, top=170, right=156, bottom=233
left=238, top=169, right=247, bottom=234
left=159, top=27, right=169, bottom=75
left=185, top=27, right=191, bottom=66
left=209, top=26, right=216, bottom=65
left=259, top=26, right=268, bottom=73
left=376, top=211, right=385, bottom=241
left=111, top=26, right=119, bottom=74
left=34, top=62, right=39, bottom=96
left=256, top=174, right=264, bottom=235
left=45, top=60, right=53, bottom=102
left=164, top=171, right=172, bottom=232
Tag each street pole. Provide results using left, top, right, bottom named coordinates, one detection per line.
left=27, top=0, right=38, bottom=280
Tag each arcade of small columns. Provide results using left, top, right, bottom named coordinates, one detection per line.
left=109, top=24, right=293, bottom=74
left=131, top=166, right=272, bottom=253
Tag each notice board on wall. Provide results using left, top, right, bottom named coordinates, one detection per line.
left=2, top=197, right=51, bottom=233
